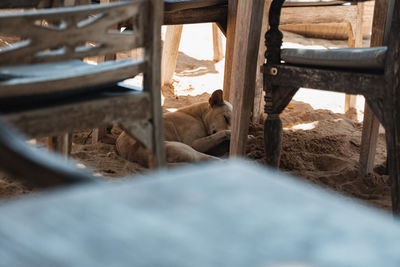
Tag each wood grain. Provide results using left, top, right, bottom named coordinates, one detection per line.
left=212, top=23, right=224, bottom=62
left=359, top=0, right=388, bottom=177
left=161, top=25, right=183, bottom=87
left=0, top=1, right=146, bottom=65
left=222, top=0, right=238, bottom=101
left=229, top=0, right=265, bottom=155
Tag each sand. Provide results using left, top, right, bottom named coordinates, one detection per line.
left=0, top=25, right=390, bottom=211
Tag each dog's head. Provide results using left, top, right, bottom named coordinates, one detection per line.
left=204, top=89, right=232, bottom=135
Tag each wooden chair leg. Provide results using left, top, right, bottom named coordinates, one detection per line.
left=359, top=0, right=386, bottom=178
left=359, top=104, right=380, bottom=176
left=222, top=0, right=238, bottom=102
left=264, top=113, right=282, bottom=167
left=161, top=24, right=183, bottom=89
left=229, top=0, right=265, bottom=156
left=345, top=2, right=364, bottom=120
left=212, top=23, right=224, bottom=62
left=92, top=127, right=107, bottom=144
left=48, top=133, right=72, bottom=157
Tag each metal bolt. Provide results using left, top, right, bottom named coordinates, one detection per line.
left=270, top=67, right=278, bottom=76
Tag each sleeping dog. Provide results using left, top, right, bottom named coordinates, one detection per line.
left=116, top=90, right=232, bottom=166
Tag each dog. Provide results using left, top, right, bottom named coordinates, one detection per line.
left=116, top=89, right=232, bottom=166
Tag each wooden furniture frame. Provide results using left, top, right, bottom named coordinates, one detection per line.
left=0, top=0, right=166, bottom=169
left=161, top=0, right=227, bottom=88
left=262, top=0, right=400, bottom=213
left=229, top=0, right=371, bottom=156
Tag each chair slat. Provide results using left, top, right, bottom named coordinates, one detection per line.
left=0, top=0, right=147, bottom=65
left=0, top=59, right=146, bottom=98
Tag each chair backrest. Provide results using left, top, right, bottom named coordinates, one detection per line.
left=0, top=0, right=163, bottom=100
left=0, top=1, right=152, bottom=65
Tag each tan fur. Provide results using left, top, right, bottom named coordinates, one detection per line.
left=116, top=90, right=232, bottom=166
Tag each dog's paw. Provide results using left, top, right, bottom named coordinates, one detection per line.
left=247, top=135, right=256, bottom=142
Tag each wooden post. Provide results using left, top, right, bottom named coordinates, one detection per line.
left=222, top=0, right=238, bottom=101
left=229, top=0, right=265, bottom=156
left=253, top=0, right=271, bottom=124
left=48, top=134, right=72, bottom=157
left=161, top=24, right=183, bottom=89
left=212, top=23, right=224, bottom=62
left=47, top=0, right=76, bottom=154
left=146, top=0, right=165, bottom=166
left=91, top=0, right=117, bottom=144
left=359, top=0, right=388, bottom=177
left=344, top=2, right=364, bottom=120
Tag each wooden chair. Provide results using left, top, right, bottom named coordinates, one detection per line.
left=262, top=0, right=400, bottom=212
left=0, top=0, right=166, bottom=168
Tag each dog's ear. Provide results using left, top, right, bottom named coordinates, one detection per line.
left=209, top=89, right=224, bottom=108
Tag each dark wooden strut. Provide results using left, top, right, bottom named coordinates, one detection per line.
left=163, top=4, right=228, bottom=34
left=382, top=4, right=400, bottom=214
left=263, top=0, right=298, bottom=167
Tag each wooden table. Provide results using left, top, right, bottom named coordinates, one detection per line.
left=1, top=159, right=400, bottom=266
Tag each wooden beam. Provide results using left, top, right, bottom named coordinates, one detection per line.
left=344, top=2, right=365, bottom=120
left=222, top=0, right=238, bottom=101
left=359, top=0, right=388, bottom=177
left=229, top=0, right=265, bottom=156
left=161, top=25, right=183, bottom=88
left=212, top=23, right=224, bottom=62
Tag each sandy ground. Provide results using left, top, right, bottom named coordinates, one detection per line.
left=0, top=24, right=390, bottom=211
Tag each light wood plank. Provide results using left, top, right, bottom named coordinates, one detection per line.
left=212, top=23, right=224, bottom=62
left=229, top=0, right=265, bottom=156
left=145, top=0, right=165, bottom=166
left=161, top=25, right=183, bottom=88
left=222, top=0, right=238, bottom=101
left=344, top=2, right=365, bottom=120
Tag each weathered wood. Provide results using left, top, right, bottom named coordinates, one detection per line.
left=382, top=0, right=400, bottom=214
left=212, top=23, right=224, bottom=62
left=0, top=0, right=166, bottom=183
left=263, top=0, right=400, bottom=216
left=163, top=4, right=227, bottom=25
left=4, top=90, right=152, bottom=146
left=222, top=0, right=238, bottom=101
left=252, top=0, right=271, bottom=124
left=161, top=25, right=183, bottom=87
left=0, top=1, right=146, bottom=65
left=264, top=64, right=385, bottom=98
left=281, top=4, right=358, bottom=26
left=229, top=0, right=265, bottom=156
left=144, top=0, right=165, bottom=166
left=280, top=1, right=375, bottom=38
left=280, top=22, right=351, bottom=40
left=359, top=0, right=388, bottom=178
left=0, top=60, right=146, bottom=97
left=344, top=2, right=365, bottom=119
left=48, top=133, right=72, bottom=156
